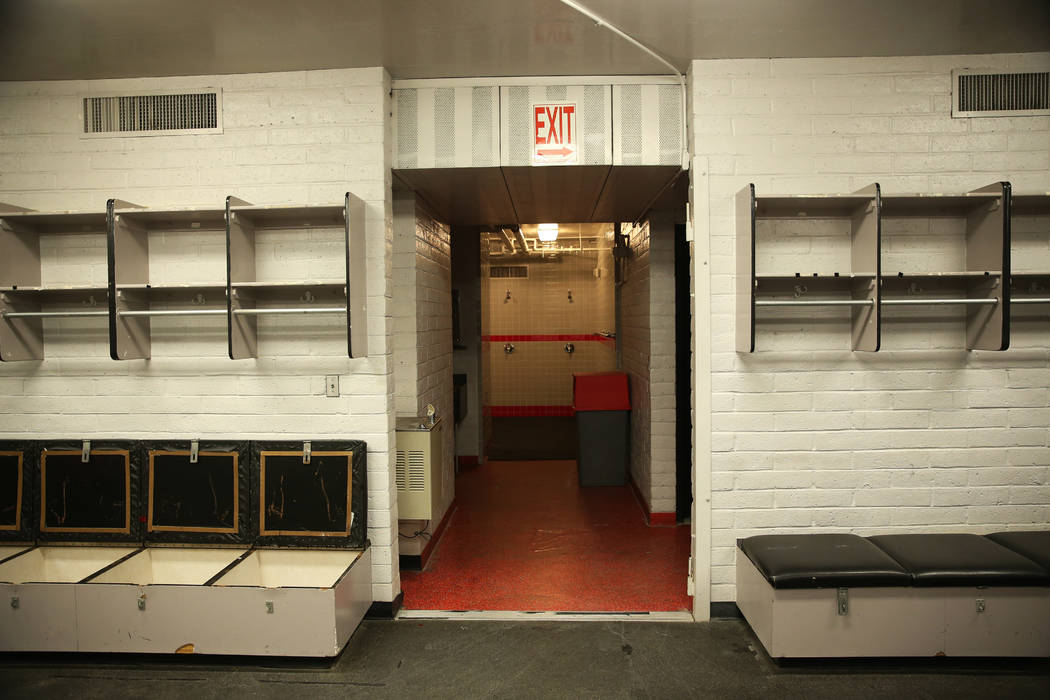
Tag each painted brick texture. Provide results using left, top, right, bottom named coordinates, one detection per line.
left=393, top=194, right=454, bottom=555
left=691, top=52, right=1050, bottom=603
left=0, top=67, right=399, bottom=602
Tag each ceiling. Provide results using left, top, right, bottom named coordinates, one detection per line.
left=394, top=165, right=685, bottom=226
left=1, top=1, right=1047, bottom=82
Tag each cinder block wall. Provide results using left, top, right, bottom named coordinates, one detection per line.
left=690, top=52, right=1050, bottom=603
left=622, top=216, right=679, bottom=517
left=0, top=67, right=400, bottom=602
left=392, top=192, right=454, bottom=553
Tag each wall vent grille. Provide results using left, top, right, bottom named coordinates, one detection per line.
left=953, top=70, right=1049, bottom=117
left=82, top=90, right=222, bottom=136
left=490, top=265, right=529, bottom=279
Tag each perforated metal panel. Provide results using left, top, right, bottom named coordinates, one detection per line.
left=612, top=83, right=683, bottom=166
left=82, top=91, right=222, bottom=137
left=499, top=85, right=612, bottom=167
left=393, top=87, right=500, bottom=168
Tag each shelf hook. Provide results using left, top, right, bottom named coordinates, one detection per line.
left=303, top=441, right=311, bottom=464
left=190, top=439, right=200, bottom=464
left=81, top=440, right=91, bottom=463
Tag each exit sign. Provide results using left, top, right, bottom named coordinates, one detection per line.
left=533, top=103, right=577, bottom=165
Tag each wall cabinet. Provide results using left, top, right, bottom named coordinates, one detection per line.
left=736, top=182, right=1044, bottom=352
left=0, top=194, right=368, bottom=361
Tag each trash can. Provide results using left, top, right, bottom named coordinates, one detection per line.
left=573, top=371, right=630, bottom=486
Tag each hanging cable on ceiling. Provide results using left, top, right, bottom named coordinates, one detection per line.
left=557, top=0, right=690, bottom=171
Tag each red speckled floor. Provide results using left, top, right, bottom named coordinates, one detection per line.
left=400, top=460, right=692, bottom=612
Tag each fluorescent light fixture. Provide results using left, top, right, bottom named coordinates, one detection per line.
left=537, top=223, right=559, bottom=242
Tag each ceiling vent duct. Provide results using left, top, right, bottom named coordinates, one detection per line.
left=489, top=265, right=529, bottom=278
left=82, top=90, right=222, bottom=137
left=952, top=70, right=1049, bottom=118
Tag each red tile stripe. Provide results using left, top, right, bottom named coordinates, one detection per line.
left=482, top=334, right=615, bottom=346
left=485, top=405, right=575, bottom=417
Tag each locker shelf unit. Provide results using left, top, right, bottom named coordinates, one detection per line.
left=107, top=201, right=228, bottom=360
left=880, top=182, right=1010, bottom=351
left=737, top=182, right=1014, bottom=352
left=226, top=193, right=368, bottom=360
left=736, top=184, right=881, bottom=353
left=0, top=193, right=368, bottom=361
left=1010, top=193, right=1050, bottom=324
left=0, top=206, right=114, bottom=361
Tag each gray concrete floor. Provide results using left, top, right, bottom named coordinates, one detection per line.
left=1, top=619, right=1048, bottom=699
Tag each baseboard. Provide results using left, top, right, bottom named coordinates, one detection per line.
left=628, top=475, right=678, bottom=527
left=710, top=602, right=742, bottom=619
left=648, top=512, right=677, bottom=527
left=399, top=497, right=456, bottom=572
left=366, top=591, right=404, bottom=619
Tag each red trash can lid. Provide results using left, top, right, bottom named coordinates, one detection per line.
left=573, top=372, right=630, bottom=411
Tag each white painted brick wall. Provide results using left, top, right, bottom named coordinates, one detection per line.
left=622, top=221, right=652, bottom=505
left=0, top=67, right=400, bottom=602
left=392, top=194, right=454, bottom=555
left=621, top=216, right=678, bottom=515
left=691, top=52, right=1050, bottom=603
left=648, top=212, right=677, bottom=514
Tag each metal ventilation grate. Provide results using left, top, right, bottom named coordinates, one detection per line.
left=953, top=71, right=1049, bottom=117
left=395, top=449, right=427, bottom=492
left=82, top=90, right=222, bottom=136
left=490, top=265, right=529, bottom=279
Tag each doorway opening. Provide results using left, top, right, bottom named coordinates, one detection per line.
left=394, top=165, right=690, bottom=614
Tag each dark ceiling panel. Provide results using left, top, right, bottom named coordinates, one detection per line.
left=3, top=1, right=1046, bottom=82
left=592, top=166, right=684, bottom=222
left=393, top=168, right=515, bottom=226
left=501, top=165, right=610, bottom=223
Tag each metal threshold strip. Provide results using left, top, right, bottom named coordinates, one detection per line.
left=396, top=609, right=695, bottom=622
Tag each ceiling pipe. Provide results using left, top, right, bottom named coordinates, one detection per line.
left=500, top=228, right=518, bottom=254
left=513, top=226, right=529, bottom=255
left=557, top=0, right=689, bottom=171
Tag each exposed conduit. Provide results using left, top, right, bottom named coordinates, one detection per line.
left=557, top=0, right=690, bottom=171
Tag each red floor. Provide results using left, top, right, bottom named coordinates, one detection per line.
left=400, top=460, right=692, bottom=612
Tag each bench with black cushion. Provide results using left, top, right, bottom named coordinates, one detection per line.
left=985, top=531, right=1050, bottom=573
left=735, top=533, right=945, bottom=659
left=867, top=533, right=1050, bottom=587
left=739, top=533, right=911, bottom=589
left=736, top=531, right=1050, bottom=659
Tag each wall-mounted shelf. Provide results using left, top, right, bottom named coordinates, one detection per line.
left=737, top=182, right=1022, bottom=353
left=225, top=193, right=366, bottom=360
left=0, top=206, right=115, bottom=361
left=737, top=183, right=880, bottom=353
left=0, top=194, right=368, bottom=361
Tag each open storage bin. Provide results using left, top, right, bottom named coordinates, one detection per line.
left=1, top=440, right=142, bottom=652
left=75, top=441, right=253, bottom=653
left=190, top=440, right=373, bottom=657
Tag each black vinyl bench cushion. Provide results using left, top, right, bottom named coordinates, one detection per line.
left=739, top=534, right=911, bottom=589
left=867, top=534, right=1050, bottom=587
left=984, top=531, right=1050, bottom=573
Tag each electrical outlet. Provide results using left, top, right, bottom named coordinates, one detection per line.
left=325, top=375, right=339, bottom=397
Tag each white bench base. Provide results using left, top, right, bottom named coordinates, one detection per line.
left=1, top=545, right=372, bottom=657
left=736, top=549, right=1050, bottom=659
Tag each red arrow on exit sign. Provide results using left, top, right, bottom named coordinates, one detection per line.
left=533, top=103, right=578, bottom=165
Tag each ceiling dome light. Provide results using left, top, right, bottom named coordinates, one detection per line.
left=537, top=223, right=559, bottom=242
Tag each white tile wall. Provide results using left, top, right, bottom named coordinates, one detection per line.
left=0, top=67, right=399, bottom=602
left=691, top=52, right=1050, bottom=603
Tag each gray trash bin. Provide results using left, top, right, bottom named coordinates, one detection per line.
left=573, top=372, right=630, bottom=486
